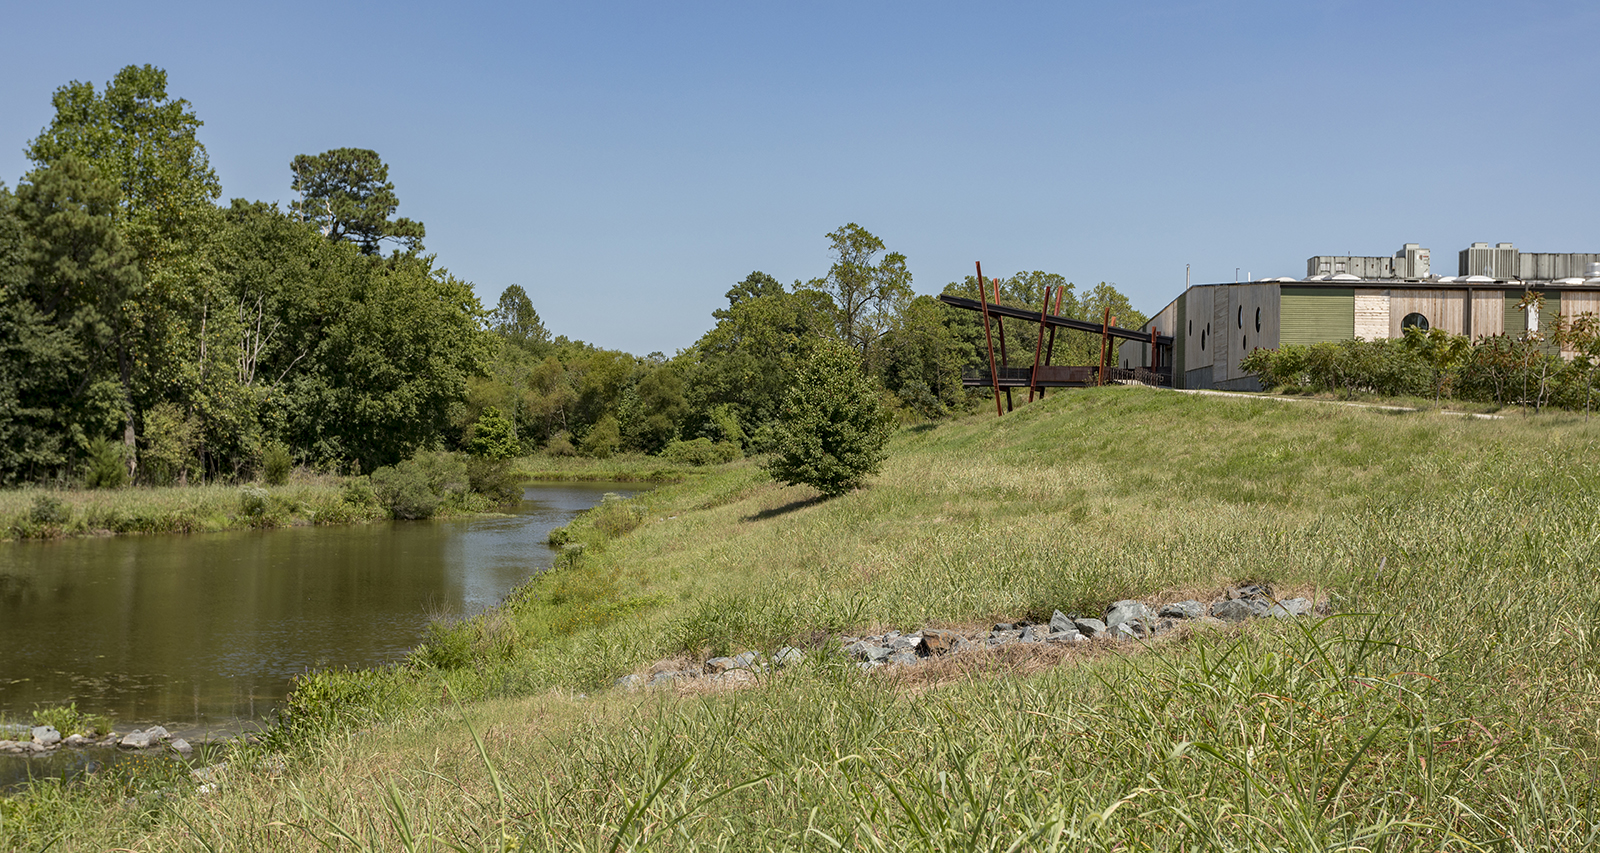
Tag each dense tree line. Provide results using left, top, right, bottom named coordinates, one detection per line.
left=0, top=65, right=1149, bottom=487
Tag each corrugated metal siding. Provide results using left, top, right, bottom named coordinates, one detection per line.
left=1280, top=287, right=1354, bottom=346
left=1506, top=290, right=1562, bottom=352
left=1213, top=288, right=1229, bottom=372
left=1174, top=294, right=1187, bottom=386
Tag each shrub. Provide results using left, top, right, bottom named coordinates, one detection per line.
left=544, top=431, right=577, bottom=457
left=467, top=456, right=522, bottom=504
left=660, top=437, right=742, bottom=466
left=764, top=338, right=894, bottom=497
left=238, top=486, right=271, bottom=519
left=369, top=450, right=469, bottom=519
left=82, top=437, right=128, bottom=489
left=28, top=494, right=70, bottom=526
left=341, top=476, right=377, bottom=508
left=588, top=493, right=644, bottom=538
left=261, top=441, right=293, bottom=486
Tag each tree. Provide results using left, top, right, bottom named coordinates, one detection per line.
left=763, top=338, right=894, bottom=497
left=289, top=148, right=425, bottom=255
left=467, top=406, right=521, bottom=459
left=870, top=295, right=976, bottom=418
left=490, top=284, right=550, bottom=354
left=810, top=224, right=913, bottom=359
left=15, top=156, right=144, bottom=460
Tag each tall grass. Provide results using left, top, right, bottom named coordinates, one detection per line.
left=11, top=387, right=1600, bottom=850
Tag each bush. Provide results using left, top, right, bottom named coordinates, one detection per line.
left=467, top=457, right=522, bottom=504
left=238, top=486, right=271, bottom=520
left=544, top=431, right=577, bottom=457
left=660, top=437, right=741, bottom=466
left=262, top=441, right=293, bottom=486
left=341, top=476, right=377, bottom=508
left=82, top=437, right=128, bottom=489
left=369, top=451, right=469, bottom=519
left=764, top=339, right=894, bottom=497
left=28, top=494, right=70, bottom=526
left=588, top=493, right=643, bottom=538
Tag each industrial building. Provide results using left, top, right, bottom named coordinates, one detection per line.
left=1119, top=243, right=1600, bottom=391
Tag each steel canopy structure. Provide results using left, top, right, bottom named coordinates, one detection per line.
left=939, top=263, right=1174, bottom=416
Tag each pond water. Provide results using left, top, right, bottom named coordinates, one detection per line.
left=0, top=482, right=643, bottom=733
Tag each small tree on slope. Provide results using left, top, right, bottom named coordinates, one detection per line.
left=764, top=338, right=894, bottom=497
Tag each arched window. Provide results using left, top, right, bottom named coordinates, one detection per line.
left=1255, top=307, right=1261, bottom=332
left=1401, top=312, right=1429, bottom=332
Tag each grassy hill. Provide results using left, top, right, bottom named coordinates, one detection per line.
left=13, top=387, right=1600, bottom=850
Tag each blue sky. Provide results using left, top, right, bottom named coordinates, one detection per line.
left=5, top=1, right=1599, bottom=353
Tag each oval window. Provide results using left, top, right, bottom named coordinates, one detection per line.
left=1188, top=319, right=1193, bottom=335
left=1237, top=306, right=1243, bottom=328
left=1401, top=312, right=1430, bottom=332
left=1201, top=329, right=1207, bottom=350
left=1242, top=335, right=1247, bottom=351
left=1255, top=307, right=1261, bottom=332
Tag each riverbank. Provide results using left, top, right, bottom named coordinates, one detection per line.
left=0, top=455, right=700, bottom=542
left=0, top=478, right=389, bottom=541
left=9, top=386, right=1600, bottom=849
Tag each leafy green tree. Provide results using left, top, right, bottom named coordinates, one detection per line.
left=1402, top=326, right=1471, bottom=405
left=467, top=406, right=521, bottom=459
left=809, top=224, right=913, bottom=359
left=682, top=272, right=834, bottom=441
left=764, top=338, right=894, bottom=497
left=289, top=148, right=425, bottom=255
left=0, top=184, right=75, bottom=482
left=26, top=64, right=227, bottom=473
left=870, top=295, right=976, bottom=418
left=490, top=284, right=551, bottom=355
left=15, top=156, right=144, bottom=462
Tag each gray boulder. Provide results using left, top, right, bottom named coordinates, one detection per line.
left=120, top=726, right=170, bottom=749
left=31, top=725, right=61, bottom=747
left=1072, top=618, right=1108, bottom=639
left=890, top=636, right=923, bottom=653
left=888, top=650, right=920, bottom=666
left=647, top=671, right=681, bottom=688
left=773, top=646, right=805, bottom=667
left=706, top=651, right=760, bottom=674
left=1049, top=610, right=1075, bottom=634
left=1211, top=599, right=1268, bottom=622
left=1158, top=601, right=1205, bottom=620
left=63, top=734, right=89, bottom=747
left=169, top=738, right=193, bottom=755
left=1103, top=600, right=1152, bottom=628
left=1266, top=598, right=1313, bottom=618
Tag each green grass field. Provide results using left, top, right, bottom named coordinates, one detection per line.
left=8, top=386, right=1600, bottom=850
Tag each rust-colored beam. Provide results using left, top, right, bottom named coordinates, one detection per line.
left=1028, top=285, right=1051, bottom=403
left=975, top=261, right=1002, bottom=417
left=993, top=278, right=1013, bottom=412
left=1041, top=288, right=1063, bottom=398
left=1098, top=306, right=1112, bottom=386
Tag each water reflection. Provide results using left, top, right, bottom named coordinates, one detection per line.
left=0, top=482, right=641, bottom=727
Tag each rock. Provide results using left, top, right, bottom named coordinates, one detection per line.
left=1103, top=600, right=1152, bottom=629
left=1110, top=623, right=1142, bottom=641
left=889, top=636, right=922, bottom=652
left=1211, top=599, right=1268, bottom=622
left=31, top=725, right=61, bottom=747
left=1158, top=600, right=1205, bottom=620
left=647, top=671, right=681, bottom=688
left=857, top=660, right=882, bottom=672
left=1229, top=584, right=1272, bottom=601
left=120, top=727, right=170, bottom=749
left=169, top=738, right=193, bottom=755
left=63, top=734, right=89, bottom=747
left=888, top=650, right=920, bottom=666
left=992, top=623, right=1016, bottom=632
left=1049, top=610, right=1075, bottom=634
left=1072, top=618, right=1108, bottom=639
left=920, top=629, right=964, bottom=656
left=615, top=674, right=645, bottom=690
left=772, top=646, right=805, bottom=667
left=1266, top=598, right=1313, bottom=618
left=1045, top=629, right=1082, bottom=644
left=1018, top=626, right=1039, bottom=643
left=847, top=641, right=893, bottom=662
left=0, top=740, right=19, bottom=752
left=192, top=763, right=226, bottom=785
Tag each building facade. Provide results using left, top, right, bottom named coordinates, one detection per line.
left=1120, top=243, right=1600, bottom=391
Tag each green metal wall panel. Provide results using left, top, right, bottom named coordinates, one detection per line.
left=1505, top=290, right=1561, bottom=351
left=1279, top=287, right=1354, bottom=346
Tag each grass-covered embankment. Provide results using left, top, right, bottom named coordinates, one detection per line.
left=0, top=478, right=389, bottom=540
left=10, top=386, right=1600, bottom=850
left=511, top=453, right=702, bottom=483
